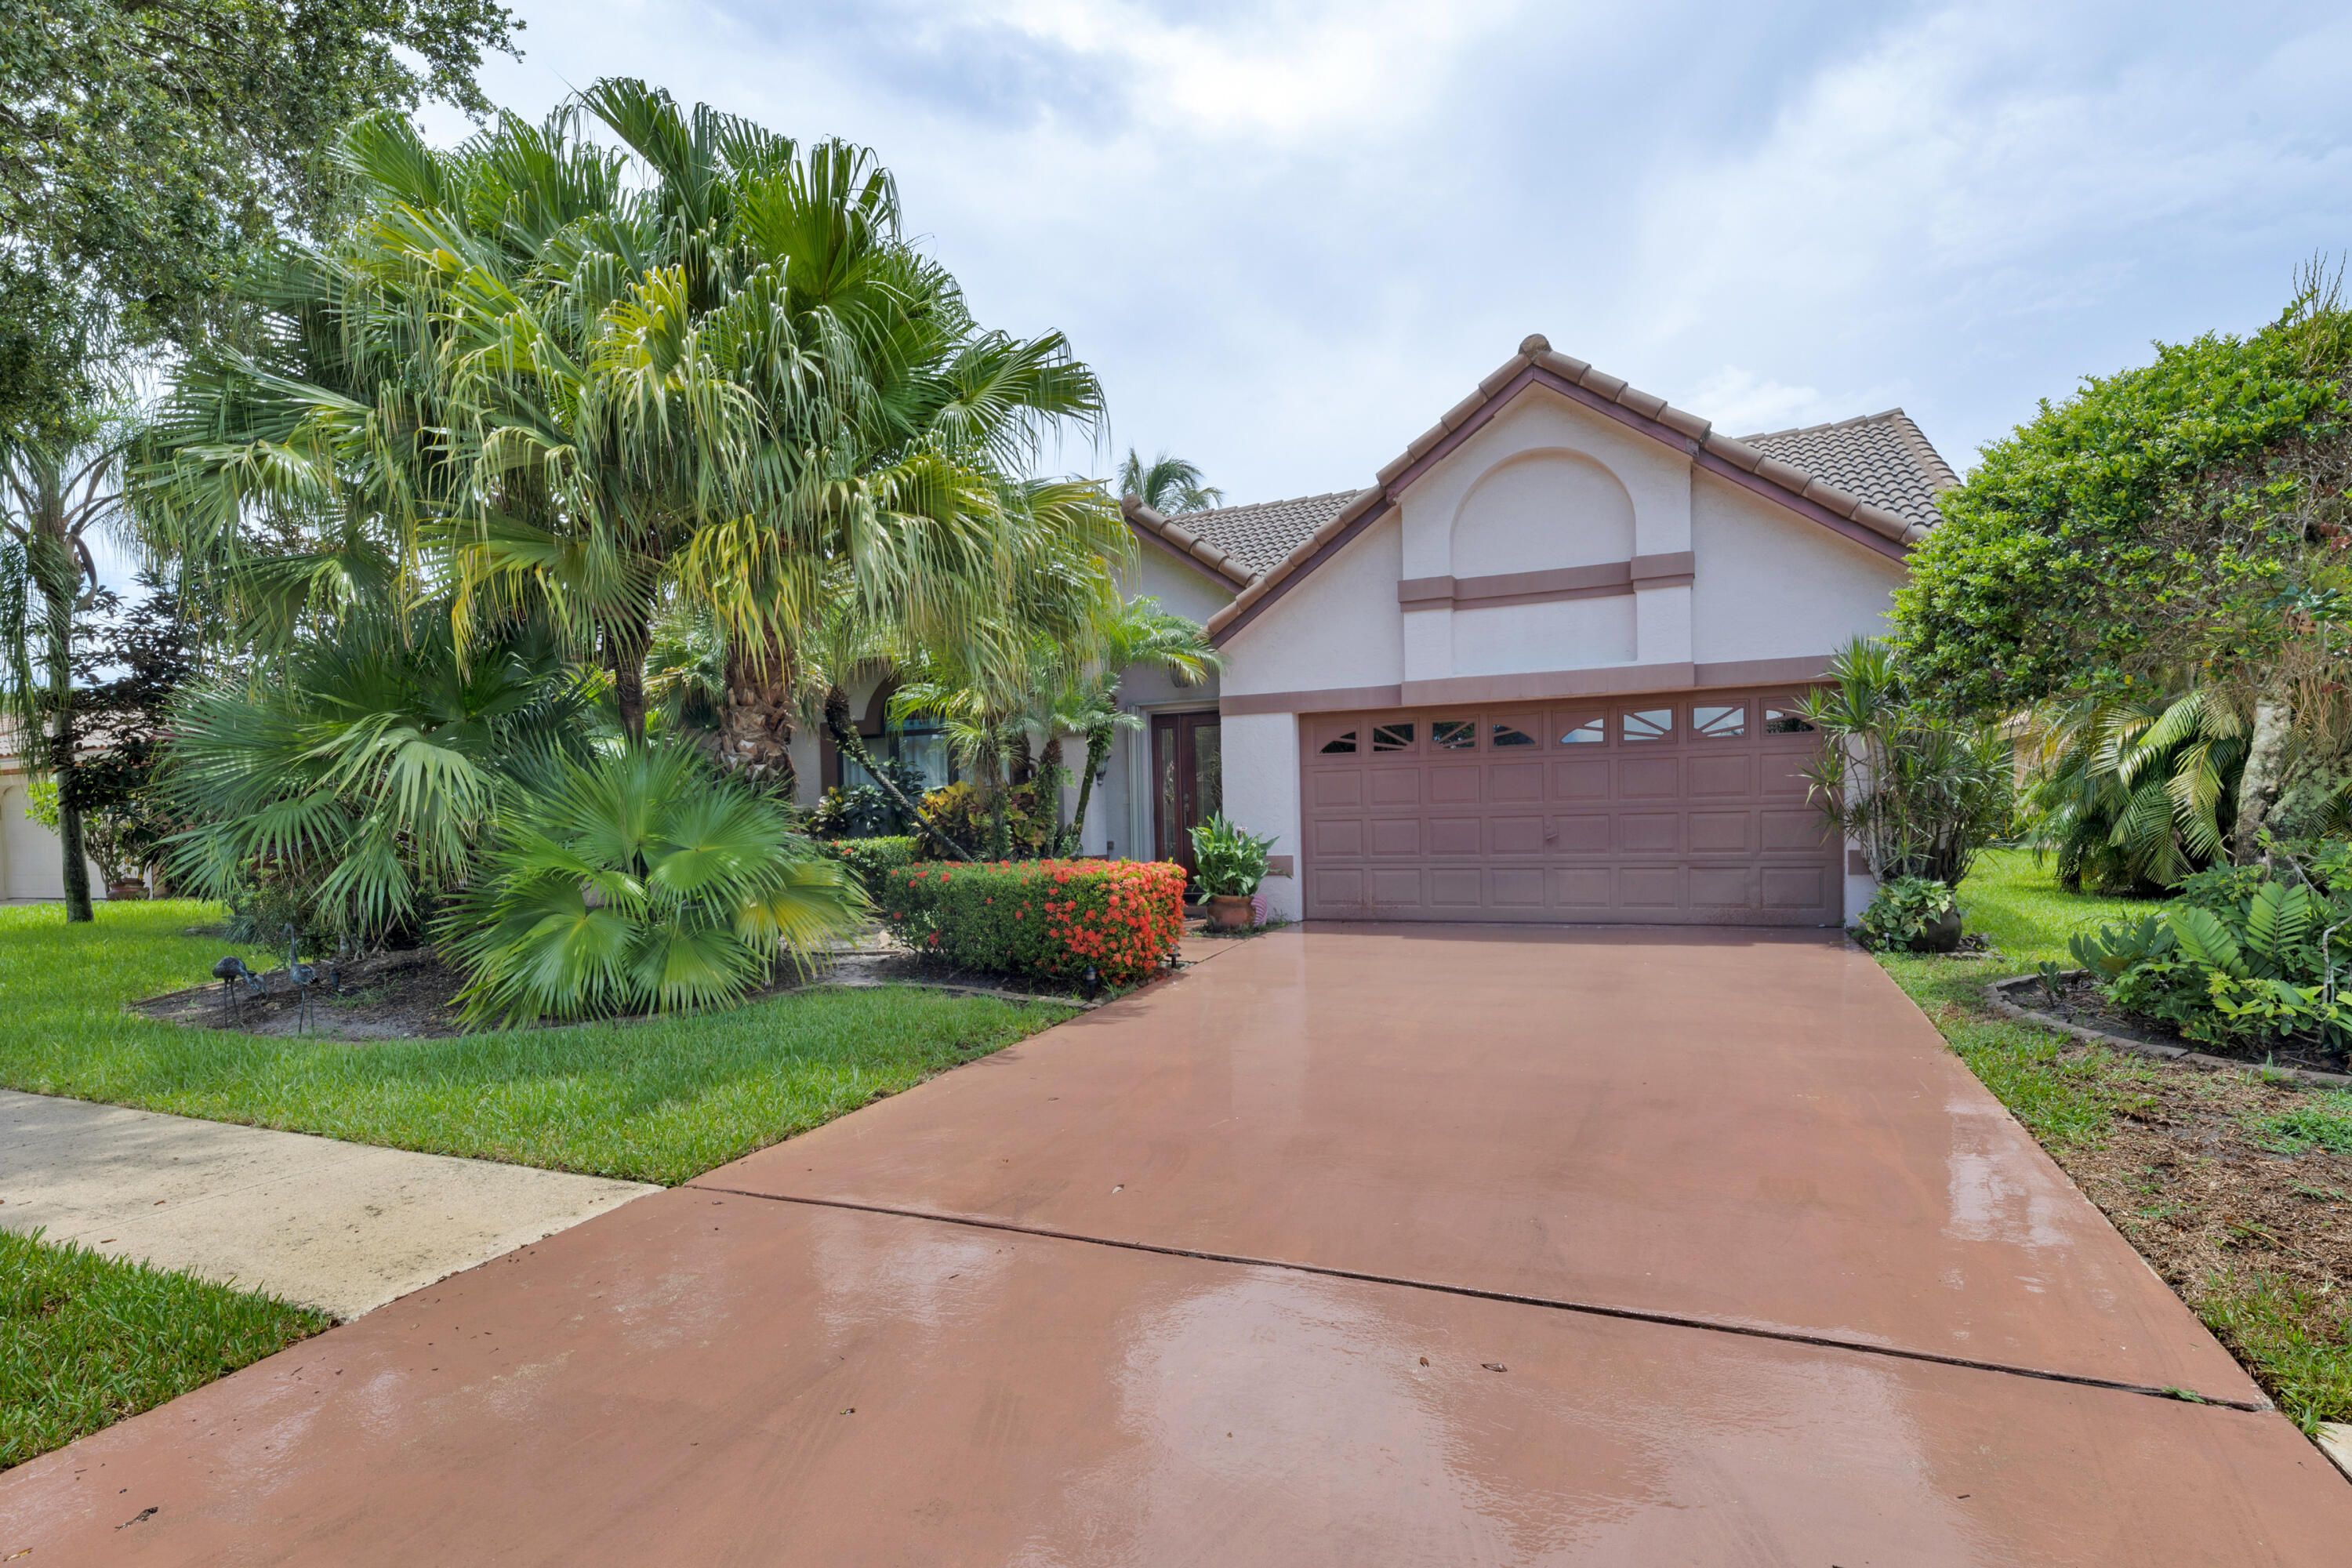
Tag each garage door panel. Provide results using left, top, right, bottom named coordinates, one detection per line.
left=1551, top=759, right=1610, bottom=800
left=1301, top=688, right=1841, bottom=924
left=1761, top=810, right=1831, bottom=851
left=1619, top=812, right=1680, bottom=853
left=1430, top=816, right=1483, bottom=855
left=1492, top=868, right=1546, bottom=906
left=1619, top=757, right=1679, bottom=797
left=1312, top=771, right=1363, bottom=808
left=1690, top=866, right=1754, bottom=909
left=1689, top=754, right=1750, bottom=797
left=1314, top=818, right=1365, bottom=857
left=1619, top=867, right=1681, bottom=908
left=1689, top=810, right=1751, bottom=852
left=1429, top=869, right=1483, bottom=907
left=1555, top=868, right=1612, bottom=908
left=1429, top=766, right=1483, bottom=804
left=1488, top=815, right=1546, bottom=855
left=1762, top=864, right=1831, bottom=910
left=1489, top=762, right=1544, bottom=802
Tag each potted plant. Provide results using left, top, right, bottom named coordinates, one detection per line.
left=1189, top=815, right=1277, bottom=929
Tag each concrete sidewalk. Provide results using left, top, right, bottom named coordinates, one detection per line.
left=0, top=1090, right=655, bottom=1319
left=2, top=927, right=2348, bottom=1563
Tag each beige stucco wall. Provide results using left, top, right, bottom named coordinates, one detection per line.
left=1690, top=469, right=1903, bottom=665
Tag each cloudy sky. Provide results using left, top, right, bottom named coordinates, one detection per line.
left=416, top=0, right=2352, bottom=505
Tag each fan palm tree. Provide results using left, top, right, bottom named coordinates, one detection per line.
left=157, top=601, right=597, bottom=945
left=1117, top=449, right=1224, bottom=515
left=2022, top=688, right=2248, bottom=894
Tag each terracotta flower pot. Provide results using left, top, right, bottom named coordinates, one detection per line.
left=107, top=880, right=149, bottom=902
left=1205, top=894, right=1254, bottom=930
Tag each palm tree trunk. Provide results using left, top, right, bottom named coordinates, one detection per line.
left=717, top=630, right=796, bottom=794
left=607, top=615, right=653, bottom=744
left=822, top=686, right=973, bottom=860
left=27, top=465, right=91, bottom=922
left=2233, top=692, right=2294, bottom=866
left=1040, top=732, right=1066, bottom=849
left=1066, top=725, right=1112, bottom=857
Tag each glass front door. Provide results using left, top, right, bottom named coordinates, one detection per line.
left=1152, top=710, right=1221, bottom=873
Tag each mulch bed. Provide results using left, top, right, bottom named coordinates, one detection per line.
left=1998, top=971, right=2352, bottom=1080
left=2034, top=1054, right=2352, bottom=1339
left=131, top=932, right=1127, bottom=1042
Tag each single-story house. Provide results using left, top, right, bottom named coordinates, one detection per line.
left=1069, top=333, right=1956, bottom=926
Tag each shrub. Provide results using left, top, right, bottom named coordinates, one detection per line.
left=816, top=835, right=917, bottom=900
left=878, top=858, right=1186, bottom=986
left=2069, top=862, right=2352, bottom=1056
left=913, top=781, right=1055, bottom=861
left=1854, top=876, right=1959, bottom=951
left=1189, top=815, right=1276, bottom=898
left=439, top=742, right=864, bottom=1024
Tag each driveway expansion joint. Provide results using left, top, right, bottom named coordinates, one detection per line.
left=683, top=1181, right=2273, bottom=1415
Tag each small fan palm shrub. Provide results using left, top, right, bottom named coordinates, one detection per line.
left=440, top=743, right=863, bottom=1025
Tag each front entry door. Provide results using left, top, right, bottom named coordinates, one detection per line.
left=1152, top=710, right=1222, bottom=873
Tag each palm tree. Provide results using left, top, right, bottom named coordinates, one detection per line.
left=2, top=405, right=136, bottom=922
left=2022, top=688, right=2248, bottom=894
left=1117, top=449, right=1224, bottom=515
left=1059, top=600, right=1218, bottom=853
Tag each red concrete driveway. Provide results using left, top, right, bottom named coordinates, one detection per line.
left=5, top=927, right=2349, bottom=1564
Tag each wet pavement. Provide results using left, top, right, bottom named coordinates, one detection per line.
left=4, top=926, right=2348, bottom=1563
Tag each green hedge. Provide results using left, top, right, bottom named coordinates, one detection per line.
left=879, top=858, right=1188, bottom=986
left=815, top=836, right=918, bottom=901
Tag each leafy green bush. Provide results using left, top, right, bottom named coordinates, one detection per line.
left=878, top=858, right=1187, bottom=985
left=816, top=835, right=917, bottom=901
left=913, top=781, right=1055, bottom=861
left=2069, top=866, right=2352, bottom=1056
left=1189, top=815, right=1276, bottom=898
left=439, top=743, right=864, bottom=1024
left=1854, top=876, right=1959, bottom=951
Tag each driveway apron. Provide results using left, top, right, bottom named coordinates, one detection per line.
left=4, top=926, right=2348, bottom=1564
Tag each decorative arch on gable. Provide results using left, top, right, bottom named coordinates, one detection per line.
left=1448, top=447, right=1635, bottom=579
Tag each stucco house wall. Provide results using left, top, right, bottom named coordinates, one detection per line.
left=1210, top=349, right=1921, bottom=925
left=2, top=763, right=107, bottom=904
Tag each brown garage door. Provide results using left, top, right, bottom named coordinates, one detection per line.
left=1300, top=688, right=1840, bottom=925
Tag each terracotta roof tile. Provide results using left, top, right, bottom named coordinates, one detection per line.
left=1123, top=490, right=1364, bottom=583
left=1733, top=410, right=1958, bottom=531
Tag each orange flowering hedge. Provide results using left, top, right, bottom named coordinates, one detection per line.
left=878, top=858, right=1188, bottom=986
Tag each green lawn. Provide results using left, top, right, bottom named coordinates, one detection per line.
left=1880, top=849, right=2352, bottom=1432
left=0, top=902, right=1071, bottom=1186
left=2, top=1229, right=329, bottom=1469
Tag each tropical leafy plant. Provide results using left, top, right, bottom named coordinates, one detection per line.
left=1189, top=815, right=1276, bottom=898
left=1853, top=876, right=1959, bottom=952
left=1800, top=637, right=2014, bottom=884
left=2023, top=688, right=2246, bottom=894
left=439, top=742, right=862, bottom=1025
left=2069, top=860, right=2352, bottom=1059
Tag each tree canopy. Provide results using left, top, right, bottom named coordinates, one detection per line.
left=1893, top=297, right=2352, bottom=715
left=0, top=0, right=521, bottom=429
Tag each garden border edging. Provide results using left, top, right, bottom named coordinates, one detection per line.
left=1985, top=973, right=2352, bottom=1091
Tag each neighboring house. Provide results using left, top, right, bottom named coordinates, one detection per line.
left=1083, top=333, right=1955, bottom=926
left=0, top=734, right=106, bottom=903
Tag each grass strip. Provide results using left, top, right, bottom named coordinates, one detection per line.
left=2, top=1229, right=328, bottom=1470
left=0, top=902, right=1072, bottom=1186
